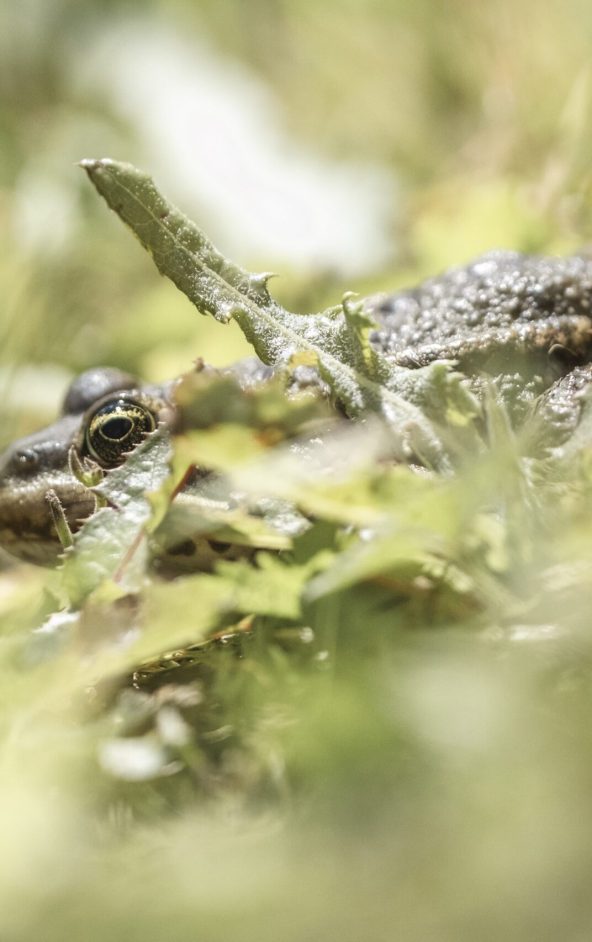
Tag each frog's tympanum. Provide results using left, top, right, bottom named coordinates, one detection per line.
left=2, top=250, right=592, bottom=566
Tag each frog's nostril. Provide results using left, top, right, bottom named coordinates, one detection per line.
left=15, top=448, right=39, bottom=471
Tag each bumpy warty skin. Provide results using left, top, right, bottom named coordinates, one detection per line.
left=361, top=250, right=592, bottom=428
left=366, top=251, right=592, bottom=367
left=533, top=364, right=592, bottom=447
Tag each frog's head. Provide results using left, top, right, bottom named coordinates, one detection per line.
left=0, top=367, right=172, bottom=565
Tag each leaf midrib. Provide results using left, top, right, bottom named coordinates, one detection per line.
left=99, top=164, right=428, bottom=426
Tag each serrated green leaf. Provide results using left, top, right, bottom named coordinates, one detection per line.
left=61, top=431, right=172, bottom=607
left=174, top=368, right=330, bottom=432
left=81, top=159, right=452, bottom=470
left=213, top=555, right=307, bottom=620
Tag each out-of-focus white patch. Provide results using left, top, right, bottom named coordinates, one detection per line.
left=76, top=18, right=396, bottom=276
left=0, top=364, right=71, bottom=418
left=394, top=659, right=510, bottom=754
left=99, top=737, right=180, bottom=781
left=12, top=171, right=78, bottom=255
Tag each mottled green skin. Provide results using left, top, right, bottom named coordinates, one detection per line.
left=2, top=250, right=592, bottom=565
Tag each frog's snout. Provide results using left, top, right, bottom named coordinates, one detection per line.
left=1, top=434, right=65, bottom=481
left=0, top=416, right=95, bottom=566
left=8, top=446, right=41, bottom=475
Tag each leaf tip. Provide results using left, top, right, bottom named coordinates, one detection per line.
left=248, top=271, right=278, bottom=301
left=341, top=291, right=361, bottom=315
left=79, top=158, right=120, bottom=185
left=251, top=271, right=277, bottom=287
left=80, top=157, right=107, bottom=170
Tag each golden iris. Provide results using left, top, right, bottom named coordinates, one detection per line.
left=84, top=397, right=156, bottom=467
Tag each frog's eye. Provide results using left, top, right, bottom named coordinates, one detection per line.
left=84, top=397, right=157, bottom=467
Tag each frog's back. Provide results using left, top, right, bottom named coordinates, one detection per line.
left=366, top=250, right=592, bottom=368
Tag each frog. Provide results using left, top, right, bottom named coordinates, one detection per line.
left=0, top=359, right=276, bottom=567
left=2, top=248, right=592, bottom=568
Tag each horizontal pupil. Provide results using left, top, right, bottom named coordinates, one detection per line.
left=101, top=416, right=134, bottom=440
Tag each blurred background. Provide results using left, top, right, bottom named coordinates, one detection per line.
left=3, top=3, right=592, bottom=941
left=2, top=0, right=592, bottom=445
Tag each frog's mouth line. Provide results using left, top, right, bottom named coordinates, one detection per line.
left=389, top=317, right=592, bottom=373
left=0, top=474, right=96, bottom=565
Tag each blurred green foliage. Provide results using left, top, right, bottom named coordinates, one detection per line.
left=3, top=2, right=592, bottom=940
